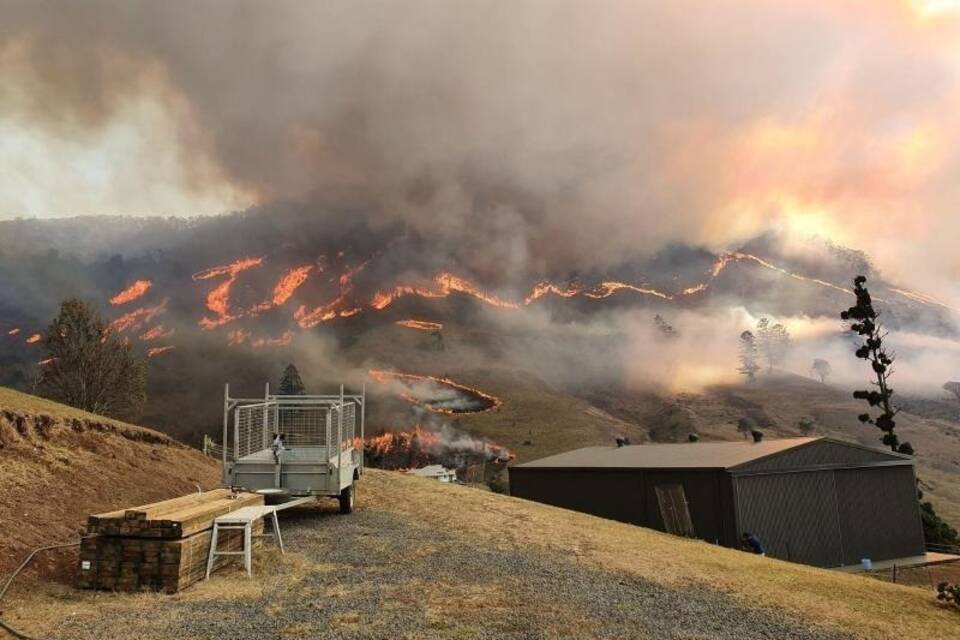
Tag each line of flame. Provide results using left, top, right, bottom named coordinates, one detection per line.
left=109, top=279, right=153, bottom=306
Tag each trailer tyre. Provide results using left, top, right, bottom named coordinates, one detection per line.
left=338, top=485, right=354, bottom=514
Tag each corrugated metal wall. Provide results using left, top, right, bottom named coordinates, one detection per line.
left=834, top=466, right=925, bottom=565
left=735, top=465, right=924, bottom=567
left=735, top=471, right=843, bottom=566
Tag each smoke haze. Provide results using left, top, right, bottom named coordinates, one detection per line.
left=2, top=1, right=960, bottom=301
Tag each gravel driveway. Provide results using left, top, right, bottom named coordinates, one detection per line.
left=48, top=501, right=852, bottom=640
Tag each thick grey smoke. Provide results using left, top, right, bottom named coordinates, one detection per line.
left=3, top=1, right=960, bottom=296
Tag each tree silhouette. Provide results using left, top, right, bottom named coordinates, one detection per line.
left=811, top=358, right=832, bottom=383
left=37, top=298, right=146, bottom=420
left=841, top=277, right=909, bottom=454
left=278, top=363, right=306, bottom=395
left=842, top=276, right=957, bottom=548
left=737, top=331, right=760, bottom=382
left=756, top=317, right=790, bottom=371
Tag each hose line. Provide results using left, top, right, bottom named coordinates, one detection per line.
left=0, top=541, right=81, bottom=640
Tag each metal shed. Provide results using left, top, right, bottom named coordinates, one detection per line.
left=509, top=437, right=925, bottom=567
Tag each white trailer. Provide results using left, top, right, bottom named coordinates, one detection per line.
left=222, top=383, right=364, bottom=513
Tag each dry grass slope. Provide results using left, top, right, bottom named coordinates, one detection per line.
left=5, top=470, right=958, bottom=639
left=0, top=387, right=221, bottom=578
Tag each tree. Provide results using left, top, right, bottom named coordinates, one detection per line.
left=756, top=317, right=790, bottom=371
left=737, top=331, right=760, bottom=382
left=736, top=416, right=757, bottom=438
left=278, top=363, right=306, bottom=395
left=944, top=381, right=960, bottom=404
left=37, top=298, right=146, bottom=420
left=654, top=314, right=677, bottom=339
left=811, top=358, right=832, bottom=383
left=841, top=276, right=958, bottom=548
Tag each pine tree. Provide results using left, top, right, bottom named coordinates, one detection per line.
left=842, top=276, right=958, bottom=548
left=37, top=298, right=146, bottom=419
left=278, top=363, right=306, bottom=395
left=737, top=331, right=760, bottom=382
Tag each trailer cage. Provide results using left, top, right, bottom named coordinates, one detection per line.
left=222, top=383, right=365, bottom=513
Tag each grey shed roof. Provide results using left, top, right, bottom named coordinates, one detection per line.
left=516, top=437, right=832, bottom=470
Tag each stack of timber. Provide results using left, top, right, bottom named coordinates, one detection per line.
left=79, top=489, right=264, bottom=593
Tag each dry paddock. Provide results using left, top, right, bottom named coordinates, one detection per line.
left=2, top=469, right=958, bottom=640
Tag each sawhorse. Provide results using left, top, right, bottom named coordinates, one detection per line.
left=205, top=505, right=283, bottom=578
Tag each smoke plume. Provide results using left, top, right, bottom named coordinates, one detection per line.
left=2, top=1, right=960, bottom=300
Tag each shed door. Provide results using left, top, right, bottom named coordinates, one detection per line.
left=735, top=471, right=842, bottom=567
left=655, top=484, right=696, bottom=537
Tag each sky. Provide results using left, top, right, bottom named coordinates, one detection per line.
left=1, top=0, right=959, bottom=301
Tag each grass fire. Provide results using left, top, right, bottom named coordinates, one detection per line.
left=368, top=369, right=502, bottom=414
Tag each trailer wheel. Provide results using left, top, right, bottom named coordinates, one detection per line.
left=338, top=484, right=354, bottom=514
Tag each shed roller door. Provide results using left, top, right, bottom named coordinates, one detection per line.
left=735, top=471, right=842, bottom=567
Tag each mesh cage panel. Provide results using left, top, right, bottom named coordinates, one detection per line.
left=235, top=403, right=276, bottom=459
left=277, top=405, right=330, bottom=447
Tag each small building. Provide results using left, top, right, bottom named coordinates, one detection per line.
left=509, top=437, right=925, bottom=568
left=407, top=464, right=458, bottom=483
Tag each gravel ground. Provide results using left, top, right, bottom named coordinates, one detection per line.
left=49, top=503, right=852, bottom=640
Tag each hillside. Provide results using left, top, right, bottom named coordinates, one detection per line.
left=0, top=387, right=221, bottom=578
left=4, top=469, right=958, bottom=639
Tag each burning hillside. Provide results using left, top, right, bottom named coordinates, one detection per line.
left=361, top=425, right=513, bottom=478
left=368, top=370, right=502, bottom=415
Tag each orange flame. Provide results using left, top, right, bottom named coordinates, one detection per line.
left=140, top=325, right=174, bottom=341
left=25, top=333, right=41, bottom=344
left=109, top=279, right=153, bottom=305
left=8, top=328, right=21, bottom=336
left=227, top=329, right=251, bottom=345
left=38, top=357, right=55, bottom=366
left=146, top=345, right=175, bottom=358
left=369, top=272, right=517, bottom=311
left=251, top=331, right=294, bottom=348
left=270, top=265, right=313, bottom=306
left=193, top=257, right=264, bottom=329
left=109, top=299, right=168, bottom=334
left=368, top=369, right=502, bottom=414
left=396, top=319, right=443, bottom=331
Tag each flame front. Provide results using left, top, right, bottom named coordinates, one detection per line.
left=110, top=299, right=168, bottom=334
left=368, top=369, right=502, bottom=414
left=396, top=319, right=443, bottom=331
left=193, top=256, right=264, bottom=329
left=140, top=325, right=174, bottom=341
left=25, top=333, right=41, bottom=344
left=7, top=328, right=20, bottom=336
left=270, top=265, right=313, bottom=306
left=146, top=345, right=175, bottom=358
left=109, top=279, right=153, bottom=306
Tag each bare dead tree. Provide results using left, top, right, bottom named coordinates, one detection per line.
left=36, top=298, right=146, bottom=420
